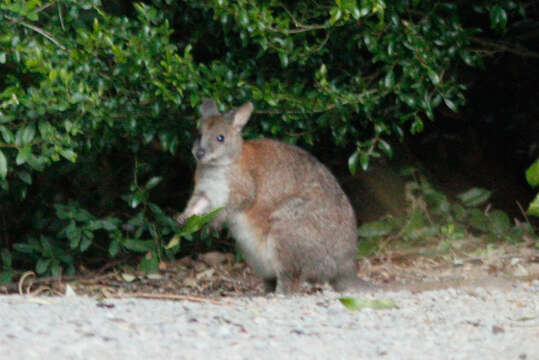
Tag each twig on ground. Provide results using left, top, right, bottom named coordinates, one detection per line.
left=515, top=201, right=532, bottom=227
left=18, top=271, right=36, bottom=295
left=111, top=291, right=223, bottom=304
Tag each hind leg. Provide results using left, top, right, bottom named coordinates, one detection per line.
left=263, top=278, right=277, bottom=293
left=266, top=198, right=343, bottom=294
left=275, top=272, right=302, bottom=294
left=263, top=274, right=301, bottom=295
left=267, top=228, right=331, bottom=294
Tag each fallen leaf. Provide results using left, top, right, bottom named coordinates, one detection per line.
left=196, top=268, right=215, bottom=280
left=146, top=273, right=163, bottom=280
left=65, top=284, right=76, bottom=297
left=339, top=297, right=399, bottom=311
left=121, top=273, right=136, bottom=282
left=200, top=251, right=232, bottom=267
left=183, top=277, right=198, bottom=288
left=26, top=297, right=55, bottom=305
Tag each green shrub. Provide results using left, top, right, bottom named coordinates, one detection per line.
left=526, top=159, right=539, bottom=217
left=357, top=172, right=536, bottom=257
left=0, top=0, right=530, bottom=281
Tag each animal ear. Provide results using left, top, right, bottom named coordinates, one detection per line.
left=232, top=102, right=254, bottom=131
left=199, top=99, right=220, bottom=118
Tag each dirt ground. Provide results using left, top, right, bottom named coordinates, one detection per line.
left=1, top=238, right=537, bottom=301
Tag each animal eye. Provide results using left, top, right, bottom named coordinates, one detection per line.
left=216, top=135, right=224, bottom=142
left=196, top=133, right=201, bottom=141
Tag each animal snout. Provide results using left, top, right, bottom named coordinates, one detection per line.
left=195, top=148, right=206, bottom=160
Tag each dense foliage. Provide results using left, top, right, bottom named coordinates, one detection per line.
left=0, top=0, right=536, bottom=281
left=357, top=172, right=536, bottom=258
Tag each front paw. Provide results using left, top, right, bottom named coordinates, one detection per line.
left=176, top=213, right=188, bottom=226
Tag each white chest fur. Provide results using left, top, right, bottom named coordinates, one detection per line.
left=228, top=213, right=277, bottom=279
left=195, top=166, right=230, bottom=209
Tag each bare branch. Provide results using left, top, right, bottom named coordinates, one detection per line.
left=5, top=14, right=66, bottom=50
left=468, top=36, right=539, bottom=59
left=265, top=23, right=328, bottom=34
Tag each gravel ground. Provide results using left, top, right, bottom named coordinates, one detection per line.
left=1, top=281, right=537, bottom=360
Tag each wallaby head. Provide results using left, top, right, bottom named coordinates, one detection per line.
left=192, top=99, right=254, bottom=166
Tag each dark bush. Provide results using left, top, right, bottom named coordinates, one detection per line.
left=0, top=0, right=535, bottom=281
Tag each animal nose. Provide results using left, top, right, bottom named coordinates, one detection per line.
left=195, top=148, right=206, bottom=160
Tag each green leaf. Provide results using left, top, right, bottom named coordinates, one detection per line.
left=145, top=176, right=163, bottom=190
left=468, top=208, right=489, bottom=232
left=0, top=125, right=14, bottom=143
left=54, top=204, right=69, bottom=219
left=279, top=53, right=289, bottom=68
left=410, top=117, right=423, bottom=134
left=50, top=260, right=61, bottom=277
left=490, top=6, right=507, bottom=31
left=80, top=235, right=92, bottom=252
left=138, top=251, right=159, bottom=273
left=180, top=207, right=223, bottom=236
left=484, top=233, right=501, bottom=243
left=66, top=221, right=81, bottom=248
left=36, top=258, right=51, bottom=275
left=74, top=207, right=93, bottom=222
left=527, top=193, right=539, bottom=217
left=421, top=183, right=450, bottom=215
left=525, top=159, right=539, bottom=187
left=352, top=7, right=361, bottom=19
left=96, top=218, right=119, bottom=231
left=165, top=233, right=181, bottom=249
left=122, top=239, right=154, bottom=253
left=427, top=69, right=440, bottom=85
left=459, top=50, right=475, bottom=66
left=26, top=154, right=44, bottom=172
left=348, top=150, right=359, bottom=175
left=330, top=7, right=342, bottom=25
left=378, top=139, right=392, bottom=158
left=507, top=226, right=525, bottom=244
left=319, top=63, right=327, bottom=76
left=21, top=125, right=36, bottom=144
left=490, top=210, right=510, bottom=235
left=358, top=220, right=393, bottom=237
left=40, top=236, right=53, bottom=257
left=129, top=191, right=144, bottom=208
left=443, top=97, right=457, bottom=112
left=0, top=149, right=7, bottom=179
left=16, top=145, right=31, bottom=165
left=17, top=170, right=32, bottom=185
left=384, top=71, right=395, bottom=88
left=359, top=153, right=369, bottom=171
left=339, top=297, right=398, bottom=311
left=357, top=238, right=378, bottom=257
left=402, top=209, right=426, bottom=240
left=109, top=239, right=120, bottom=257
left=452, top=204, right=467, bottom=221
left=60, top=149, right=77, bottom=162
left=457, top=187, right=492, bottom=207
left=13, top=243, right=37, bottom=254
